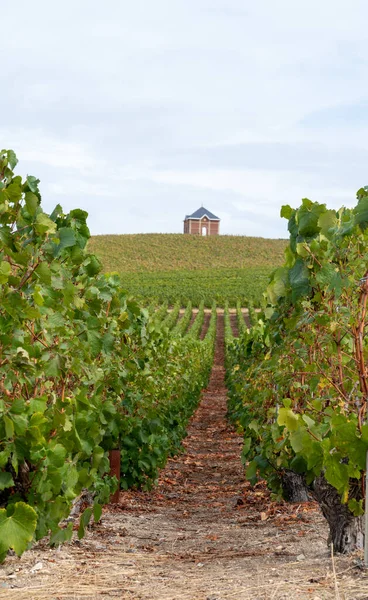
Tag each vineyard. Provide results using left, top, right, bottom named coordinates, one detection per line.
left=88, top=233, right=287, bottom=307
left=1, top=150, right=368, bottom=598
left=88, top=233, right=287, bottom=272
left=225, top=193, right=368, bottom=555
left=115, top=267, right=271, bottom=307
left=0, top=149, right=217, bottom=560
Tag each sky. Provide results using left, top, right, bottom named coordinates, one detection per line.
left=1, top=0, right=368, bottom=238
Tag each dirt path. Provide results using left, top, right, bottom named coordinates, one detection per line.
left=0, top=317, right=367, bottom=599
left=229, top=313, right=239, bottom=337
left=199, top=312, right=211, bottom=339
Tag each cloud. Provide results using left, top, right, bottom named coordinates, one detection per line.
left=1, top=0, right=368, bottom=238
left=0, top=129, right=99, bottom=171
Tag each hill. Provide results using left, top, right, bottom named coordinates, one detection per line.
left=88, top=234, right=287, bottom=272
left=87, top=234, right=288, bottom=306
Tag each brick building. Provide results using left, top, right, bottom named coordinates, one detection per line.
left=183, top=207, right=220, bottom=236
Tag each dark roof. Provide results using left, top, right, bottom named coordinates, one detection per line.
left=184, top=207, right=220, bottom=221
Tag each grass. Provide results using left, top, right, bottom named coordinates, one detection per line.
left=88, top=234, right=288, bottom=306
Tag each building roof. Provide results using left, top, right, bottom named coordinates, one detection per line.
left=184, top=207, right=220, bottom=221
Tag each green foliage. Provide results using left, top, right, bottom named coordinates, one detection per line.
left=116, top=267, right=271, bottom=308
left=0, top=502, right=37, bottom=561
left=224, top=301, right=233, bottom=344
left=87, top=233, right=287, bottom=308
left=0, top=149, right=216, bottom=560
left=0, top=149, right=145, bottom=553
left=88, top=233, right=287, bottom=273
left=187, top=301, right=205, bottom=339
left=236, top=300, right=248, bottom=337
left=223, top=301, right=235, bottom=377
left=161, top=301, right=181, bottom=330
left=226, top=192, right=368, bottom=518
left=172, top=301, right=193, bottom=337
left=151, top=301, right=169, bottom=323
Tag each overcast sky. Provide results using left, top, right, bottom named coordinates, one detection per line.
left=2, top=0, right=368, bottom=238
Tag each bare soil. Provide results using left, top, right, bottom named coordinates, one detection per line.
left=199, top=312, right=211, bottom=340
left=1, top=316, right=367, bottom=599
left=229, top=314, right=239, bottom=337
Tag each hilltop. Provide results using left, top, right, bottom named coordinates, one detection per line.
left=87, top=234, right=288, bottom=306
left=88, top=234, right=287, bottom=273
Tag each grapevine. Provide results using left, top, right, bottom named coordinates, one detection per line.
left=226, top=193, right=368, bottom=552
left=0, top=150, right=216, bottom=561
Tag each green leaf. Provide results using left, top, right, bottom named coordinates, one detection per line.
left=354, top=196, right=368, bottom=230
left=0, top=472, right=14, bottom=491
left=280, top=205, right=293, bottom=220
left=56, top=227, right=76, bottom=252
left=0, top=227, right=15, bottom=250
left=314, top=264, right=339, bottom=289
left=248, top=420, right=259, bottom=434
left=288, top=258, right=311, bottom=302
left=49, top=522, right=73, bottom=546
left=3, top=415, right=14, bottom=439
left=26, top=176, right=40, bottom=193
left=63, top=467, right=79, bottom=500
left=44, top=467, right=62, bottom=494
left=46, top=444, right=67, bottom=468
left=45, top=356, right=61, bottom=377
left=85, top=255, right=101, bottom=276
left=78, top=507, right=93, bottom=539
left=245, top=459, right=258, bottom=484
left=33, top=286, right=44, bottom=306
left=0, top=261, right=11, bottom=284
left=29, top=397, right=47, bottom=414
left=7, top=150, right=18, bottom=170
left=92, top=447, right=105, bottom=469
left=35, top=212, right=57, bottom=235
left=24, top=192, right=39, bottom=216
left=348, top=498, right=364, bottom=516
left=12, top=414, right=28, bottom=436
left=296, top=199, right=325, bottom=237
left=267, top=267, right=287, bottom=304
left=242, top=437, right=252, bottom=456
left=289, top=427, right=310, bottom=452
left=5, top=178, right=22, bottom=202
left=0, top=502, right=37, bottom=558
left=87, top=331, right=103, bottom=358
left=47, top=312, right=65, bottom=329
left=35, top=262, right=51, bottom=284
left=93, top=503, right=102, bottom=523
left=296, top=242, right=309, bottom=258
left=318, top=210, right=337, bottom=237
left=9, top=398, right=25, bottom=415
left=63, top=416, right=72, bottom=432
left=102, top=332, right=115, bottom=353
left=302, top=414, right=315, bottom=428
left=324, top=457, right=349, bottom=493
left=289, top=455, right=307, bottom=474
left=0, top=450, right=11, bottom=469
left=277, top=408, right=299, bottom=432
